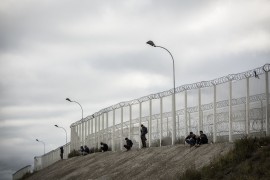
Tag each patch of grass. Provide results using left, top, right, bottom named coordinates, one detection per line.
left=68, top=149, right=80, bottom=158
left=175, top=137, right=185, bottom=145
left=161, top=136, right=172, bottom=146
left=19, top=172, right=32, bottom=180
left=178, top=136, right=270, bottom=180
left=180, top=168, right=201, bottom=180
left=151, top=139, right=160, bottom=147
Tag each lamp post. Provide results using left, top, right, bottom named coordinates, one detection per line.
left=146, top=40, right=177, bottom=145
left=66, top=98, right=84, bottom=146
left=55, top=125, right=67, bottom=144
left=36, top=139, right=45, bottom=155
left=66, top=98, right=83, bottom=120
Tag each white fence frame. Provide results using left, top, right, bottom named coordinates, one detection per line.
left=34, top=63, right=270, bottom=171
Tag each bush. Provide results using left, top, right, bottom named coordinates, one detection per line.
left=68, top=149, right=80, bottom=158
left=161, top=136, right=172, bottom=146
left=175, top=137, right=185, bottom=144
left=179, top=136, right=270, bottom=180
left=180, top=168, right=201, bottom=180
left=151, top=139, right=160, bottom=147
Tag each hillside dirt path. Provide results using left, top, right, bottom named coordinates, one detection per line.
left=26, top=143, right=233, bottom=180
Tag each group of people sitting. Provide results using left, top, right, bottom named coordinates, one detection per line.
left=79, top=145, right=90, bottom=155
left=78, top=129, right=208, bottom=156
left=79, top=137, right=134, bottom=155
left=100, top=137, right=134, bottom=152
left=185, top=130, right=208, bottom=147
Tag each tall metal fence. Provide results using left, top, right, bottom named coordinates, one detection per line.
left=33, top=143, right=70, bottom=171
left=13, top=165, right=31, bottom=180
left=34, top=64, right=270, bottom=170
left=70, top=64, right=270, bottom=151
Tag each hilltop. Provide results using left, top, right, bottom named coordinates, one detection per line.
left=25, top=143, right=233, bottom=180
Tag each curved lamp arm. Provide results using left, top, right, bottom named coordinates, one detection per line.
left=66, top=98, right=84, bottom=120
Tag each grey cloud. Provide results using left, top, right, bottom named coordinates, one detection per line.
left=91, top=51, right=171, bottom=75
left=0, top=0, right=270, bottom=179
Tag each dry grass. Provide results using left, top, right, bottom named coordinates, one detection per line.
left=179, top=136, right=270, bottom=180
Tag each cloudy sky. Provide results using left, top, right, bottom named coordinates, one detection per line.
left=0, top=0, right=270, bottom=179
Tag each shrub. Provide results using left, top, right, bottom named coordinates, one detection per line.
left=175, top=137, right=185, bottom=144
left=151, top=139, right=160, bottom=147
left=68, top=149, right=80, bottom=158
left=161, top=136, right=172, bottom=146
left=180, top=168, right=201, bottom=180
left=179, top=136, right=270, bottom=180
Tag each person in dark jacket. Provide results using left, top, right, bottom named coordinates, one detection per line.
left=84, top=145, right=90, bottom=154
left=60, top=146, right=64, bottom=160
left=80, top=146, right=85, bottom=155
left=196, top=131, right=208, bottom=145
left=124, top=137, right=133, bottom=151
left=185, top=132, right=197, bottom=146
left=140, top=124, right=148, bottom=148
left=100, top=142, right=108, bottom=152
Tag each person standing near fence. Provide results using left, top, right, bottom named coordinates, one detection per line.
left=141, top=124, right=148, bottom=148
left=60, top=146, right=64, bottom=160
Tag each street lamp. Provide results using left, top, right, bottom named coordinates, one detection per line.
left=55, top=125, right=67, bottom=144
left=36, top=139, right=45, bottom=155
left=146, top=40, right=177, bottom=145
left=66, top=98, right=83, bottom=120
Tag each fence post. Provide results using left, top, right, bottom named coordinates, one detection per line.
left=112, top=109, right=115, bottom=151
left=246, top=77, right=250, bottom=135
left=229, top=80, right=233, bottom=142
left=98, top=116, right=100, bottom=149
left=82, top=121, right=84, bottom=145
left=198, top=88, right=202, bottom=133
left=102, top=113, right=104, bottom=142
left=106, top=112, right=109, bottom=144
left=213, top=85, right=217, bottom=143
left=70, top=126, right=73, bottom=151
left=185, top=90, right=188, bottom=135
left=172, top=92, right=176, bottom=145
left=86, top=120, right=89, bottom=145
left=167, top=117, right=169, bottom=137
left=85, top=121, right=88, bottom=145
left=139, top=102, right=142, bottom=148
left=77, top=125, right=80, bottom=148
left=266, top=71, right=269, bottom=135
left=121, top=107, right=123, bottom=150
left=177, top=115, right=180, bottom=137
left=149, top=99, right=152, bottom=147
left=78, top=124, right=80, bottom=147
left=160, top=97, right=163, bottom=146
left=91, top=118, right=93, bottom=147
left=94, top=117, right=97, bottom=149
left=129, top=105, right=132, bottom=139
left=75, top=125, right=77, bottom=149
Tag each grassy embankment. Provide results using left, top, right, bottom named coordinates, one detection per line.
left=180, top=136, right=270, bottom=180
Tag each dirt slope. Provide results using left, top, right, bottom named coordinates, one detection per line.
left=26, top=143, right=233, bottom=180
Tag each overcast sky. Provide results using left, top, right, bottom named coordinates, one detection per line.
left=0, top=0, right=270, bottom=179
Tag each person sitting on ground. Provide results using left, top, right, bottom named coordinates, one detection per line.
left=196, top=130, right=208, bottom=145
left=100, top=142, right=108, bottom=152
left=124, top=137, right=133, bottom=151
left=185, top=132, right=197, bottom=146
left=80, top=146, right=85, bottom=155
left=84, top=145, right=90, bottom=154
